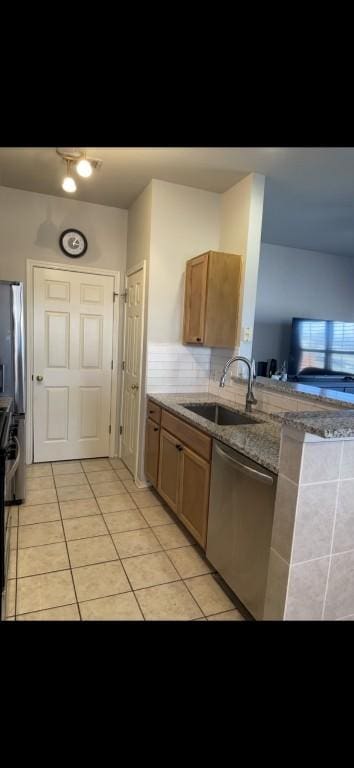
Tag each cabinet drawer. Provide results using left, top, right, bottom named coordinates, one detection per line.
left=161, top=409, right=211, bottom=461
left=146, top=399, right=161, bottom=425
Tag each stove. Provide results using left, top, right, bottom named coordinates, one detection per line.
left=0, top=400, right=15, bottom=620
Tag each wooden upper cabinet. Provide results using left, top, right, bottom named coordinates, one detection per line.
left=183, top=253, right=208, bottom=344
left=183, top=250, right=242, bottom=348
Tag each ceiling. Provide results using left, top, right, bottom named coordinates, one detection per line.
left=0, top=147, right=354, bottom=257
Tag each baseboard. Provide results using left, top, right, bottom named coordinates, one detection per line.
left=134, top=477, right=151, bottom=489
left=116, top=454, right=151, bottom=488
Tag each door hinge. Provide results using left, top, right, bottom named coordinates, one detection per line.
left=122, top=288, right=128, bottom=302
left=111, top=360, right=114, bottom=370
left=113, top=292, right=119, bottom=302
left=120, top=425, right=123, bottom=435
left=122, top=361, right=125, bottom=371
left=109, top=425, right=112, bottom=434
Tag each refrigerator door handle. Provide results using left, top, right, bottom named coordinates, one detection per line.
left=10, top=283, right=26, bottom=414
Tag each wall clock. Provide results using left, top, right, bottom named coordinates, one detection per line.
left=59, top=229, right=88, bottom=257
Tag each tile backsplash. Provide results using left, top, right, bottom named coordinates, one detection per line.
left=209, top=347, right=240, bottom=383
left=146, top=343, right=340, bottom=412
left=146, top=343, right=211, bottom=394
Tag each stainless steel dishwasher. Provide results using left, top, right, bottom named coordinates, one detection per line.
left=206, top=440, right=277, bottom=621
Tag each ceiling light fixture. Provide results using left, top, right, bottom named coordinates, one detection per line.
left=76, top=152, right=93, bottom=178
left=62, top=159, right=77, bottom=193
left=56, top=148, right=103, bottom=195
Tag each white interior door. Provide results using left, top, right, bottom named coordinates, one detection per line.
left=33, top=267, right=115, bottom=462
left=121, top=268, right=144, bottom=474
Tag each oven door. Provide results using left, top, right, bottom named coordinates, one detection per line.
left=3, top=435, right=20, bottom=591
left=1, top=438, right=20, bottom=620
left=5, top=433, right=20, bottom=505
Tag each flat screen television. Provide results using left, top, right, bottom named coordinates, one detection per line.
left=288, top=317, right=354, bottom=378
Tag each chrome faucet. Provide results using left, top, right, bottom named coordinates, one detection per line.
left=219, top=356, right=257, bottom=412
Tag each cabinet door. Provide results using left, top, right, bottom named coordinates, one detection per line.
left=144, top=418, right=160, bottom=487
left=204, top=251, right=242, bottom=348
left=178, top=445, right=210, bottom=549
left=183, top=253, right=208, bottom=344
left=157, top=429, right=182, bottom=512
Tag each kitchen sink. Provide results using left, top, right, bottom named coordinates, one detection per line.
left=182, top=403, right=263, bottom=426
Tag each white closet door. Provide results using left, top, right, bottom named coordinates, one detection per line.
left=33, top=267, right=114, bottom=462
left=121, top=268, right=144, bottom=474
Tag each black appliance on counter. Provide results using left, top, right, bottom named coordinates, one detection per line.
left=288, top=317, right=354, bottom=392
left=256, top=360, right=277, bottom=378
left=0, top=280, right=26, bottom=620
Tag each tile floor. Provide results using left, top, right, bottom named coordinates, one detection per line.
left=5, top=458, right=246, bottom=621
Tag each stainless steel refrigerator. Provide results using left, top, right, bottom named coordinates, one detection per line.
left=0, top=280, right=26, bottom=503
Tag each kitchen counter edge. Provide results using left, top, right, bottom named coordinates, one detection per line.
left=147, top=393, right=281, bottom=474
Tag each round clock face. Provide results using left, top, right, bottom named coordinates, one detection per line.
left=59, top=229, right=87, bottom=257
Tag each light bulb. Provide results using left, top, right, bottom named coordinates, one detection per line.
left=62, top=175, right=77, bottom=193
left=76, top=158, right=92, bottom=177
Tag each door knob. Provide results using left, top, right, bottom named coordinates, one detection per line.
left=131, top=384, right=139, bottom=391
left=36, top=375, right=44, bottom=382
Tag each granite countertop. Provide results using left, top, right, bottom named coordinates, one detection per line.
left=148, top=392, right=281, bottom=474
left=227, top=376, right=354, bottom=439
left=233, top=375, right=354, bottom=409
left=277, top=409, right=354, bottom=439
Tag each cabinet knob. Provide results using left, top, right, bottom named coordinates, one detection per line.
left=196, top=337, right=201, bottom=342
left=153, top=427, right=159, bottom=432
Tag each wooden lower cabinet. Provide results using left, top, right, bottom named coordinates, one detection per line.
left=144, top=418, right=160, bottom=487
left=157, top=428, right=182, bottom=513
left=178, top=445, right=210, bottom=548
left=144, top=405, right=211, bottom=550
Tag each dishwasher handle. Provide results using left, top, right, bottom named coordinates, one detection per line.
left=215, top=443, right=274, bottom=486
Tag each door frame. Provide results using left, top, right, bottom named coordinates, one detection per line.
left=26, top=258, right=120, bottom=465
left=119, top=260, right=147, bottom=482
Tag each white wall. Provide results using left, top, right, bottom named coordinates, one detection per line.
left=0, top=185, right=128, bottom=456
left=220, top=175, right=252, bottom=254
left=253, top=242, right=354, bottom=366
left=130, top=179, right=220, bottom=482
left=126, top=184, right=153, bottom=481
left=0, top=185, right=127, bottom=282
left=126, top=176, right=265, bottom=482
left=219, top=173, right=265, bottom=363
left=126, top=183, right=152, bottom=271
left=148, top=179, right=220, bottom=343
